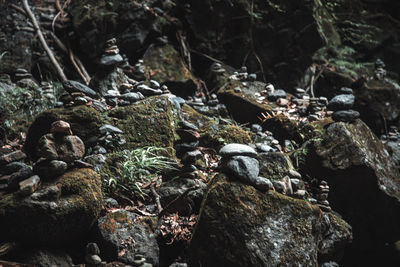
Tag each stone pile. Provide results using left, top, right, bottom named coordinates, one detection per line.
left=85, top=242, right=104, bottom=267
left=14, top=68, right=38, bottom=88
left=40, top=81, right=56, bottom=102
left=99, top=38, right=124, bottom=67
left=327, top=87, right=360, bottom=122
left=33, top=120, right=85, bottom=180
left=186, top=94, right=228, bottom=117
left=0, top=150, right=40, bottom=196
left=94, top=124, right=126, bottom=152
left=316, top=180, right=331, bottom=212
left=374, top=58, right=387, bottom=81
left=220, top=143, right=273, bottom=191
left=175, top=120, right=201, bottom=178
left=251, top=126, right=280, bottom=153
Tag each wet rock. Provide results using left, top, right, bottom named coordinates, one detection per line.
left=327, top=94, right=355, bottom=111
left=0, top=151, right=27, bottom=166
left=120, top=92, right=145, bottom=103
left=332, top=110, right=360, bottom=123
left=222, top=155, right=259, bottom=183
left=137, top=84, right=163, bottom=96
left=219, top=143, right=257, bottom=157
left=62, top=80, right=98, bottom=99
left=190, top=174, right=352, bottom=266
left=100, top=54, right=124, bottom=67
left=94, top=210, right=159, bottom=266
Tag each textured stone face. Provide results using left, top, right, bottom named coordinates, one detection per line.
left=310, top=120, right=400, bottom=257
left=0, top=168, right=103, bottom=245
left=50, top=120, right=73, bottom=135
left=190, top=174, right=352, bottom=266
left=37, top=133, right=85, bottom=163
left=327, top=94, right=355, bottom=111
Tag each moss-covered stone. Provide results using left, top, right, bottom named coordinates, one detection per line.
left=258, top=152, right=294, bottom=180
left=24, top=105, right=104, bottom=159
left=190, top=173, right=351, bottom=266
left=181, top=104, right=251, bottom=147
left=304, top=119, right=400, bottom=258
left=0, top=168, right=103, bottom=245
left=109, top=96, right=177, bottom=150
left=217, top=80, right=275, bottom=125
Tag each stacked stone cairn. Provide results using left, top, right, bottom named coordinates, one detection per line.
left=85, top=242, right=104, bottom=267
left=175, top=120, right=201, bottom=178
left=0, top=149, right=39, bottom=196
left=186, top=92, right=228, bottom=117
left=316, top=180, right=331, bottom=212
left=14, top=68, right=38, bottom=88
left=327, top=87, right=360, bottom=122
left=374, top=58, right=387, bottom=81
left=251, top=124, right=278, bottom=153
left=33, top=120, right=85, bottom=180
left=99, top=38, right=124, bottom=67
left=219, top=143, right=273, bottom=191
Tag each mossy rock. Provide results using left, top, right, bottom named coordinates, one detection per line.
left=94, top=210, right=159, bottom=266
left=181, top=104, right=251, bottom=148
left=217, top=80, right=275, bottom=125
left=190, top=173, right=351, bottom=266
left=109, top=96, right=177, bottom=150
left=261, top=114, right=330, bottom=144
left=0, top=168, right=103, bottom=245
left=305, top=119, right=400, bottom=258
left=142, top=44, right=197, bottom=97
left=25, top=96, right=179, bottom=160
left=24, top=106, right=104, bottom=160
left=258, top=152, right=294, bottom=181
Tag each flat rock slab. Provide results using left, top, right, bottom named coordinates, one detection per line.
left=219, top=143, right=257, bottom=158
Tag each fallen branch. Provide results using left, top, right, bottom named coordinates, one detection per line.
left=50, top=32, right=91, bottom=84
left=151, top=184, right=163, bottom=214
left=9, top=3, right=26, bottom=16
left=189, top=48, right=225, bottom=65
left=22, top=0, right=67, bottom=82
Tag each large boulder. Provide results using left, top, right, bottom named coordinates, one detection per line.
left=217, top=80, right=275, bottom=125
left=24, top=96, right=179, bottom=159
left=93, top=210, right=159, bottom=266
left=0, top=168, right=103, bottom=245
left=142, top=45, right=197, bottom=97
left=190, top=173, right=352, bottom=266
left=306, top=119, right=400, bottom=266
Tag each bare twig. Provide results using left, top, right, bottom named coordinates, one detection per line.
left=50, top=32, right=91, bottom=84
left=9, top=3, right=26, bottom=15
left=151, top=184, right=163, bottom=214
left=22, top=0, right=67, bottom=82
left=52, top=0, right=70, bottom=33
left=189, top=48, right=225, bottom=65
